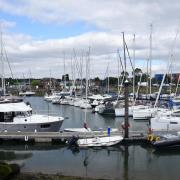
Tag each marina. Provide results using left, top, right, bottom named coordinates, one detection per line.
left=0, top=96, right=180, bottom=179
left=1, top=1, right=180, bottom=179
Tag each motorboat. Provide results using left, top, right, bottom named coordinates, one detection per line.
left=94, top=104, right=105, bottom=113
left=115, top=106, right=133, bottom=117
left=132, top=105, right=154, bottom=120
left=44, top=92, right=61, bottom=102
left=19, top=91, right=35, bottom=96
left=151, top=134, right=180, bottom=149
left=150, top=115, right=180, bottom=133
left=77, top=135, right=123, bottom=147
left=80, top=99, right=92, bottom=109
left=98, top=101, right=115, bottom=116
left=0, top=98, right=64, bottom=132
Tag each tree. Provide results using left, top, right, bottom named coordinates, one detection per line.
left=94, top=77, right=101, bottom=86
left=121, top=71, right=129, bottom=77
left=62, top=74, right=69, bottom=81
left=31, top=80, right=40, bottom=87
left=134, top=68, right=142, bottom=76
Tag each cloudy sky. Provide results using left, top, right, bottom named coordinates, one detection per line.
left=0, top=0, right=180, bottom=79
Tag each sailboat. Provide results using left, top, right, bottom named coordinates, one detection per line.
left=76, top=49, right=123, bottom=147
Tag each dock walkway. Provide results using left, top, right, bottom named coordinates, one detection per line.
left=0, top=130, right=147, bottom=143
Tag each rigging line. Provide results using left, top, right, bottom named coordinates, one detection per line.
left=2, top=39, right=14, bottom=78
left=175, top=74, right=180, bottom=96
left=124, top=40, right=134, bottom=72
left=73, top=49, right=81, bottom=77
left=117, top=49, right=124, bottom=72
left=167, top=28, right=179, bottom=75
left=154, top=28, right=180, bottom=108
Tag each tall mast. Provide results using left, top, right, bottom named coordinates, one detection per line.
left=85, top=48, right=90, bottom=100
left=63, top=52, right=66, bottom=89
left=107, top=62, right=110, bottom=93
left=0, top=26, right=5, bottom=95
left=0, top=27, right=3, bottom=92
left=149, top=24, right=153, bottom=94
left=133, top=34, right=135, bottom=101
left=49, top=69, right=52, bottom=89
left=117, top=50, right=120, bottom=96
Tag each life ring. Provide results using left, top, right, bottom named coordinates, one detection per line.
left=147, top=134, right=154, bottom=141
left=155, top=136, right=160, bottom=141
left=121, top=123, right=130, bottom=129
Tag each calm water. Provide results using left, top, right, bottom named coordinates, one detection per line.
left=1, top=96, right=180, bottom=180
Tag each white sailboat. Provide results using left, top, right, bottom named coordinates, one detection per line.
left=77, top=49, right=123, bottom=147
left=149, top=29, right=180, bottom=132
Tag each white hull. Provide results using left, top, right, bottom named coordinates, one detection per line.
left=150, top=116, right=180, bottom=132
left=94, top=104, right=105, bottom=112
left=133, top=107, right=155, bottom=120
left=115, top=107, right=133, bottom=117
left=19, top=91, right=35, bottom=96
left=77, top=136, right=123, bottom=147
left=0, top=101, right=64, bottom=132
left=64, top=128, right=91, bottom=132
left=0, top=114, right=64, bottom=132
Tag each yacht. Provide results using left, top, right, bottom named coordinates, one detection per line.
left=19, top=91, right=35, bottom=96
left=0, top=98, right=64, bottom=132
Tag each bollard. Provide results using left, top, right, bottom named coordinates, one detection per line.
left=107, top=127, right=111, bottom=137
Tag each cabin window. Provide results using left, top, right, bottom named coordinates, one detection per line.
left=170, top=121, right=178, bottom=124
left=41, top=124, right=51, bottom=128
left=4, top=112, right=13, bottom=122
left=0, top=112, right=4, bottom=122
left=15, top=112, right=26, bottom=117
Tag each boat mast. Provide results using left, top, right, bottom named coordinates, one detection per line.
left=63, top=52, right=66, bottom=89
left=133, top=34, right=136, bottom=101
left=149, top=24, right=153, bottom=95
left=0, top=26, right=5, bottom=95
left=117, top=50, right=120, bottom=95
left=85, top=53, right=88, bottom=101
left=49, top=69, right=52, bottom=90
left=107, top=62, right=110, bottom=93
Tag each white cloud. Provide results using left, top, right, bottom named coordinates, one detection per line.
left=0, top=19, right=16, bottom=29
left=1, top=0, right=180, bottom=78
left=2, top=30, right=180, bottom=79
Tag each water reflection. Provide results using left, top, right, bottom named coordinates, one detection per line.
left=0, top=151, right=32, bottom=161
left=0, top=143, right=180, bottom=179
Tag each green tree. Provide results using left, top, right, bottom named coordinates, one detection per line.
left=31, top=80, right=40, bottom=87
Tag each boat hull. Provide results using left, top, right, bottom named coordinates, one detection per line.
left=0, top=120, right=63, bottom=132
left=152, top=138, right=180, bottom=149
left=77, top=136, right=123, bottom=147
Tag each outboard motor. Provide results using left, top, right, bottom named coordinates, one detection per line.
left=66, top=135, right=79, bottom=148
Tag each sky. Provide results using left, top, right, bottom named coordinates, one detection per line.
left=0, top=0, right=180, bottom=79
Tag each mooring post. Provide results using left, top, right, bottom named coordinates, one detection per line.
left=122, top=32, right=129, bottom=139
left=124, top=79, right=129, bottom=138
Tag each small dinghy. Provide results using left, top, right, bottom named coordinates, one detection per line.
left=151, top=134, right=180, bottom=149
left=77, top=135, right=123, bottom=147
